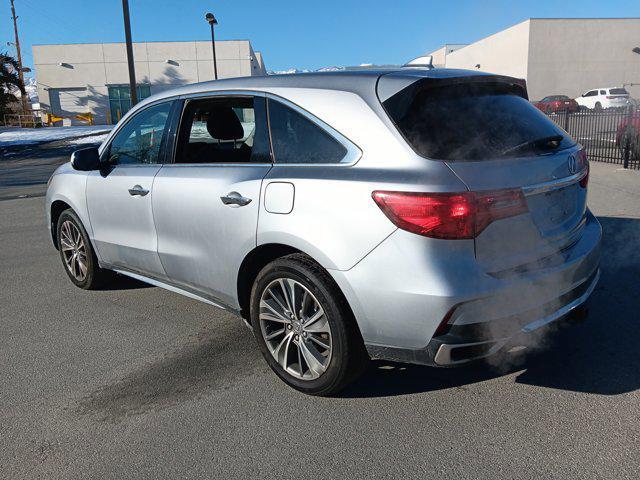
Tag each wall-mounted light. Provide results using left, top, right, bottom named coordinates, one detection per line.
left=475, top=63, right=481, bottom=69
left=633, top=47, right=640, bottom=55
left=165, top=59, right=179, bottom=66
left=58, top=62, right=73, bottom=69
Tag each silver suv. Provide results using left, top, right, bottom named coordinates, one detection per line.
left=46, top=68, right=601, bottom=395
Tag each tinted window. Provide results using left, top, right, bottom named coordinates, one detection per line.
left=609, top=88, right=629, bottom=95
left=107, top=101, right=172, bottom=165
left=268, top=100, right=347, bottom=164
left=600, top=90, right=607, bottom=95
left=545, top=95, right=569, bottom=101
left=383, top=81, right=574, bottom=161
left=585, top=91, right=597, bottom=97
left=175, top=96, right=270, bottom=164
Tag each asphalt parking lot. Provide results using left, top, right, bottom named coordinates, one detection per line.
left=1, top=160, right=639, bottom=479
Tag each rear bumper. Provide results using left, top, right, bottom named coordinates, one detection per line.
left=429, top=269, right=598, bottom=365
left=330, top=211, right=601, bottom=366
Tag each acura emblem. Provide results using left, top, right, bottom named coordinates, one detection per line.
left=567, top=154, right=578, bottom=175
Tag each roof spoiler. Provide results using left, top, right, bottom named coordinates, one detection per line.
left=402, top=55, right=434, bottom=69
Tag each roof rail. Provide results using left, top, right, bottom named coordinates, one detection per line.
left=402, top=55, right=434, bottom=69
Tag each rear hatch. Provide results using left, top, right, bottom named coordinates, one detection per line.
left=607, top=88, right=630, bottom=106
left=378, top=72, right=589, bottom=274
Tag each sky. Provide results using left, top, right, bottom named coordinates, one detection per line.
left=1, top=0, right=640, bottom=76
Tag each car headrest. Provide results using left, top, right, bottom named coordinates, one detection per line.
left=206, top=105, right=244, bottom=140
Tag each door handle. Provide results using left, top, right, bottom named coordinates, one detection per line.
left=220, top=191, right=252, bottom=207
left=128, top=185, right=149, bottom=196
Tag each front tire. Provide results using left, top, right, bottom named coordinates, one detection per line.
left=250, top=254, right=368, bottom=395
left=56, top=209, right=112, bottom=289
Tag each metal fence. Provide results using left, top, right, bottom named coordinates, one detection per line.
left=2, top=113, right=43, bottom=128
left=544, top=106, right=640, bottom=169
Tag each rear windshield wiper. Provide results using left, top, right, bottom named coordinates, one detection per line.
left=500, top=135, right=564, bottom=156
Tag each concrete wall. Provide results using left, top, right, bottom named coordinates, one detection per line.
left=434, top=18, right=640, bottom=101
left=33, top=40, right=267, bottom=124
left=527, top=18, right=640, bottom=100
left=426, top=44, right=468, bottom=67
left=444, top=20, right=531, bottom=80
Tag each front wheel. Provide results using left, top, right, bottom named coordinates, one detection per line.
left=250, top=254, right=368, bottom=395
left=56, top=209, right=112, bottom=289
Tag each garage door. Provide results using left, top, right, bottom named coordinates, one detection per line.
left=49, top=88, right=88, bottom=116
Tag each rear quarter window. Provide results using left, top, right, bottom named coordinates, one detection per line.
left=609, top=88, right=629, bottom=95
left=267, top=99, right=347, bottom=164
left=382, top=81, right=574, bottom=161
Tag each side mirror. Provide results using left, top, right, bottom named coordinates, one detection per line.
left=71, top=147, right=101, bottom=171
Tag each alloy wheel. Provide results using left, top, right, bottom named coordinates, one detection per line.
left=60, top=220, right=88, bottom=281
left=259, top=278, right=332, bottom=380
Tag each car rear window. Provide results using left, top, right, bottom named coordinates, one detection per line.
left=382, top=81, right=574, bottom=161
left=609, top=88, right=629, bottom=95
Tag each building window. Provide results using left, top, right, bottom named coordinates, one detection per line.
left=108, top=85, right=151, bottom=124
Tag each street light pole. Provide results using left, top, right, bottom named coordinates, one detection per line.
left=122, top=0, right=138, bottom=106
left=205, top=13, right=218, bottom=80
left=9, top=0, right=29, bottom=113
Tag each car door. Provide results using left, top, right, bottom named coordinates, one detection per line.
left=86, top=100, right=174, bottom=277
left=152, top=93, right=272, bottom=308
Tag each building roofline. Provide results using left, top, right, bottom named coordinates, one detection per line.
left=528, top=17, right=640, bottom=20
left=32, top=39, right=253, bottom=47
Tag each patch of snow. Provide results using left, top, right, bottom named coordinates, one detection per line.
left=69, top=133, right=110, bottom=145
left=0, top=125, right=112, bottom=147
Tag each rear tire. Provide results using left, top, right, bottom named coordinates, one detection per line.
left=594, top=102, right=602, bottom=112
left=250, top=253, right=368, bottom=396
left=56, top=209, right=112, bottom=290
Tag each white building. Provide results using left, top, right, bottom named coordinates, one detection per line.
left=427, top=18, right=640, bottom=101
left=33, top=40, right=266, bottom=124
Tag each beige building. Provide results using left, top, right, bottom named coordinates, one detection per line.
left=33, top=40, right=266, bottom=124
left=427, top=18, right=640, bottom=101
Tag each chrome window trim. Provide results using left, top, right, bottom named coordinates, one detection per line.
left=265, top=93, right=362, bottom=167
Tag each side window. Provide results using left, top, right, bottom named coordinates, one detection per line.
left=599, top=90, right=606, bottom=95
left=542, top=96, right=551, bottom=102
left=585, top=90, right=597, bottom=97
left=107, top=101, right=173, bottom=165
left=175, top=96, right=270, bottom=164
left=267, top=99, right=347, bottom=164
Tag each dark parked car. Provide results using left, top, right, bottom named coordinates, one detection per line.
left=533, top=95, right=579, bottom=114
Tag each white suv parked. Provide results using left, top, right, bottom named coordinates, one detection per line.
left=575, top=87, right=630, bottom=111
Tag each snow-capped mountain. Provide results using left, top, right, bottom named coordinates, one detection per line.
left=267, top=64, right=394, bottom=75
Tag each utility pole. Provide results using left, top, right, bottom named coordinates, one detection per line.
left=121, top=0, right=138, bottom=106
left=9, top=0, right=29, bottom=113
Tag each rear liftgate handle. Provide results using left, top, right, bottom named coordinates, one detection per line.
left=220, top=191, right=252, bottom=207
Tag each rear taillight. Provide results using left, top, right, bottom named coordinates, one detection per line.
left=371, top=188, right=528, bottom=240
left=578, top=149, right=589, bottom=188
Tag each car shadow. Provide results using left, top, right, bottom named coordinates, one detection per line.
left=341, top=215, right=640, bottom=398
left=100, top=274, right=154, bottom=291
